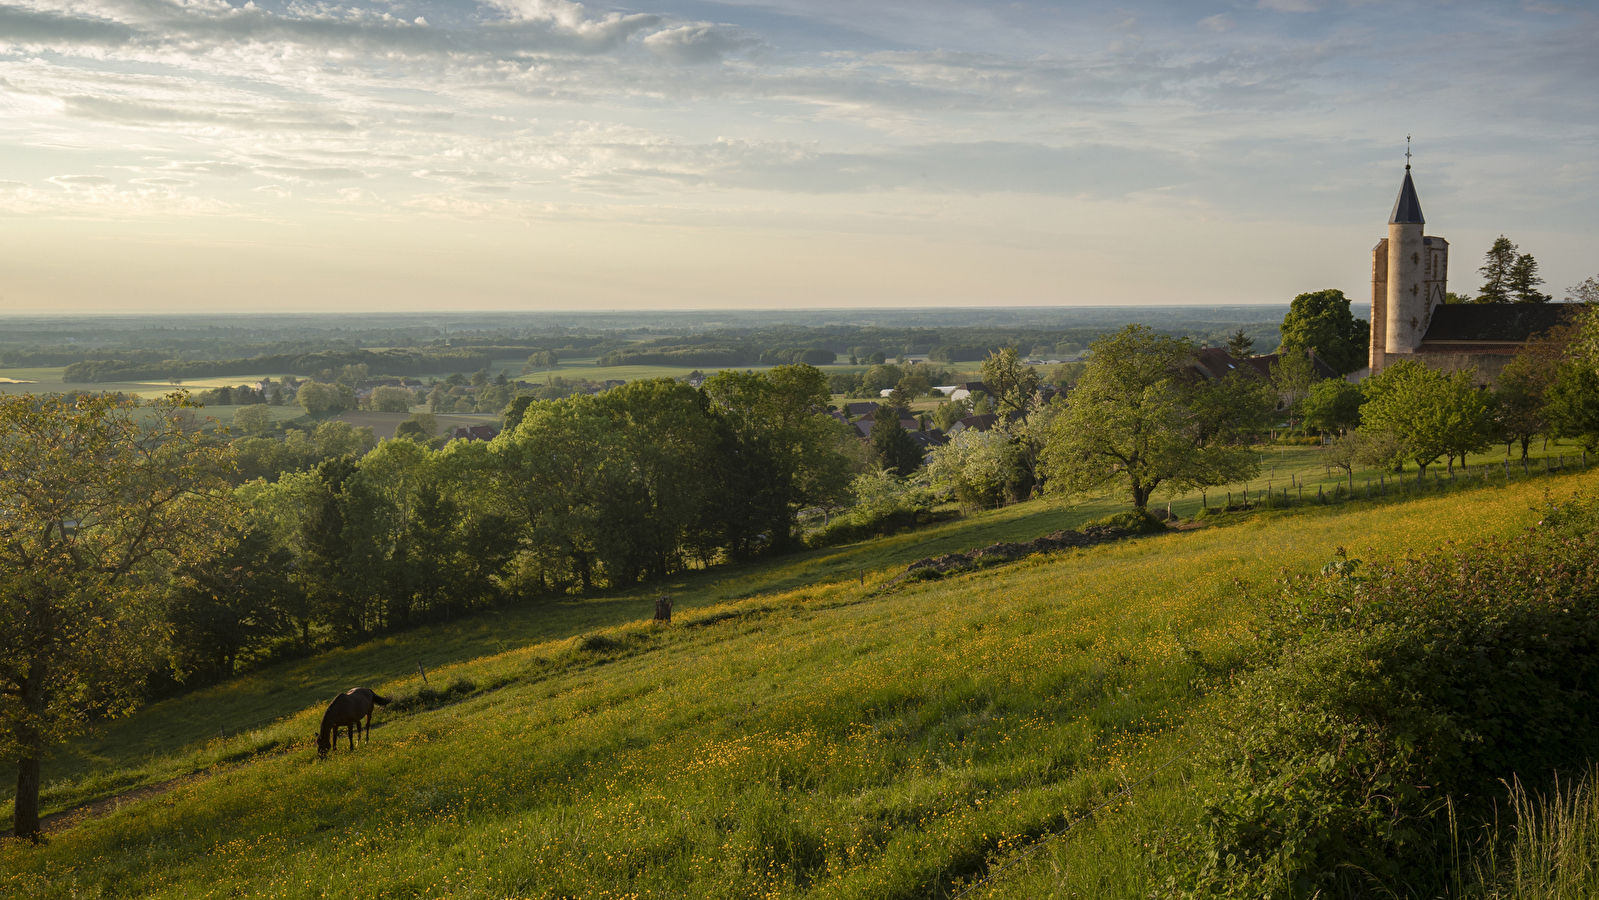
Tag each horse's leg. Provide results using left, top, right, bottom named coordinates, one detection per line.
left=346, top=723, right=355, bottom=752
left=364, top=710, right=372, bottom=743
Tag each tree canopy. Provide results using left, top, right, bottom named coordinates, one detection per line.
left=1277, top=289, right=1369, bottom=375
left=1040, top=325, right=1271, bottom=510
left=1359, top=360, right=1494, bottom=473
left=0, top=392, right=237, bottom=840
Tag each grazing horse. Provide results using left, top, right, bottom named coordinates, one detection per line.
left=317, top=687, right=391, bottom=757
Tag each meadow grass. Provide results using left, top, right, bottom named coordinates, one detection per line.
left=4, top=466, right=1592, bottom=899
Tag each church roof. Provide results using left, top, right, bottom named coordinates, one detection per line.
left=1389, top=169, right=1425, bottom=225
left=1419, top=303, right=1576, bottom=344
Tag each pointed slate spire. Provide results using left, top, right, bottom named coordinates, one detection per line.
left=1389, top=168, right=1425, bottom=225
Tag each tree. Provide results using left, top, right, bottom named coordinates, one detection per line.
left=164, top=526, right=297, bottom=685
left=0, top=392, right=236, bottom=840
left=1546, top=364, right=1599, bottom=452
left=522, top=350, right=559, bottom=372
left=928, top=428, right=1023, bottom=509
left=1477, top=236, right=1518, bottom=303
left=1300, top=378, right=1363, bottom=435
left=1545, top=307, right=1599, bottom=453
left=297, top=381, right=354, bottom=417
left=1508, top=253, right=1551, bottom=303
left=861, top=364, right=904, bottom=394
left=869, top=415, right=923, bottom=476
left=1040, top=325, right=1272, bottom=510
left=1495, top=323, right=1572, bottom=459
left=369, top=386, right=415, bottom=413
left=1568, top=275, right=1599, bottom=304
left=979, top=347, right=1041, bottom=422
left=933, top=398, right=972, bottom=432
left=394, top=412, right=438, bottom=443
left=1277, top=289, right=1369, bottom=375
left=313, top=420, right=375, bottom=458
left=701, top=365, right=852, bottom=557
left=231, top=403, right=274, bottom=436
left=1226, top=329, right=1255, bottom=358
left=591, top=379, right=719, bottom=583
left=895, top=372, right=932, bottom=399
left=1359, top=360, right=1493, bottom=474
left=1269, top=350, right=1319, bottom=419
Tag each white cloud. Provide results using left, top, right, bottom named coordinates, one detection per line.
left=48, top=174, right=113, bottom=187
left=643, top=23, right=756, bottom=64
left=1200, top=14, right=1234, bottom=32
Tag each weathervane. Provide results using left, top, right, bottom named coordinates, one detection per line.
left=1405, top=134, right=1412, bottom=170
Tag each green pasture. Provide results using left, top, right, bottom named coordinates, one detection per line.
left=5, top=462, right=1595, bottom=898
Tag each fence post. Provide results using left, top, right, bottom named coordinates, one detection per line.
left=417, top=663, right=429, bottom=687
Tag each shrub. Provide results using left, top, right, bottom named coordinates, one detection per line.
left=806, top=471, right=937, bottom=549
left=1091, top=509, right=1168, bottom=534
left=1175, top=526, right=1599, bottom=897
left=1538, top=491, right=1599, bottom=539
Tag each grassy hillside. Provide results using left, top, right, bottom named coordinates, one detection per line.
left=5, top=464, right=1593, bottom=898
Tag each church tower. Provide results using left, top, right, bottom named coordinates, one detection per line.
left=1370, top=153, right=1448, bottom=372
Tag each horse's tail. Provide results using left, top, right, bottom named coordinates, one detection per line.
left=372, top=692, right=392, bottom=706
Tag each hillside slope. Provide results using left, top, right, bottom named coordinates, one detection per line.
left=4, top=470, right=1593, bottom=899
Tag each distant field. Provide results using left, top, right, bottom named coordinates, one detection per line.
left=5, top=464, right=1596, bottom=899
left=0, top=366, right=304, bottom=399
left=326, top=410, right=498, bottom=440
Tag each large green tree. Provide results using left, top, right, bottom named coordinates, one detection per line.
left=1495, top=323, right=1573, bottom=459
left=868, top=414, right=923, bottom=477
left=0, top=392, right=236, bottom=841
left=1277, top=289, right=1369, bottom=375
left=1040, top=325, right=1272, bottom=510
left=1300, top=378, right=1364, bottom=436
left=701, top=365, right=853, bottom=557
left=1360, top=360, right=1494, bottom=474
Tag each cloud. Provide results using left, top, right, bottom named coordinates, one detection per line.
left=62, top=96, right=361, bottom=132
left=643, top=23, right=757, bottom=64
left=1257, top=0, right=1319, bottom=11
left=130, top=176, right=193, bottom=186
left=0, top=5, right=132, bottom=46
left=1200, top=14, right=1234, bottom=32
left=255, top=166, right=370, bottom=183
left=48, top=174, right=113, bottom=187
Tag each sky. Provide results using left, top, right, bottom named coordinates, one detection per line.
left=0, top=0, right=1594, bottom=313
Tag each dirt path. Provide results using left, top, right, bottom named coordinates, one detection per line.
left=2, top=771, right=214, bottom=839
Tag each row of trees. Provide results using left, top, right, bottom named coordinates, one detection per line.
left=1, top=366, right=868, bottom=840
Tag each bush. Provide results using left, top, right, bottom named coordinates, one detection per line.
left=1538, top=491, right=1599, bottom=539
left=806, top=471, right=936, bottom=548
left=1175, top=526, right=1599, bottom=897
left=1091, top=509, right=1168, bottom=534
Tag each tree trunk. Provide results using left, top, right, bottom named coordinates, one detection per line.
left=14, top=755, right=41, bottom=841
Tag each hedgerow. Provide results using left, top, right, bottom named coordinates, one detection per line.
left=1175, top=497, right=1599, bottom=898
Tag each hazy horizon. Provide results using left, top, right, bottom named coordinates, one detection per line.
left=2, top=0, right=1594, bottom=313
